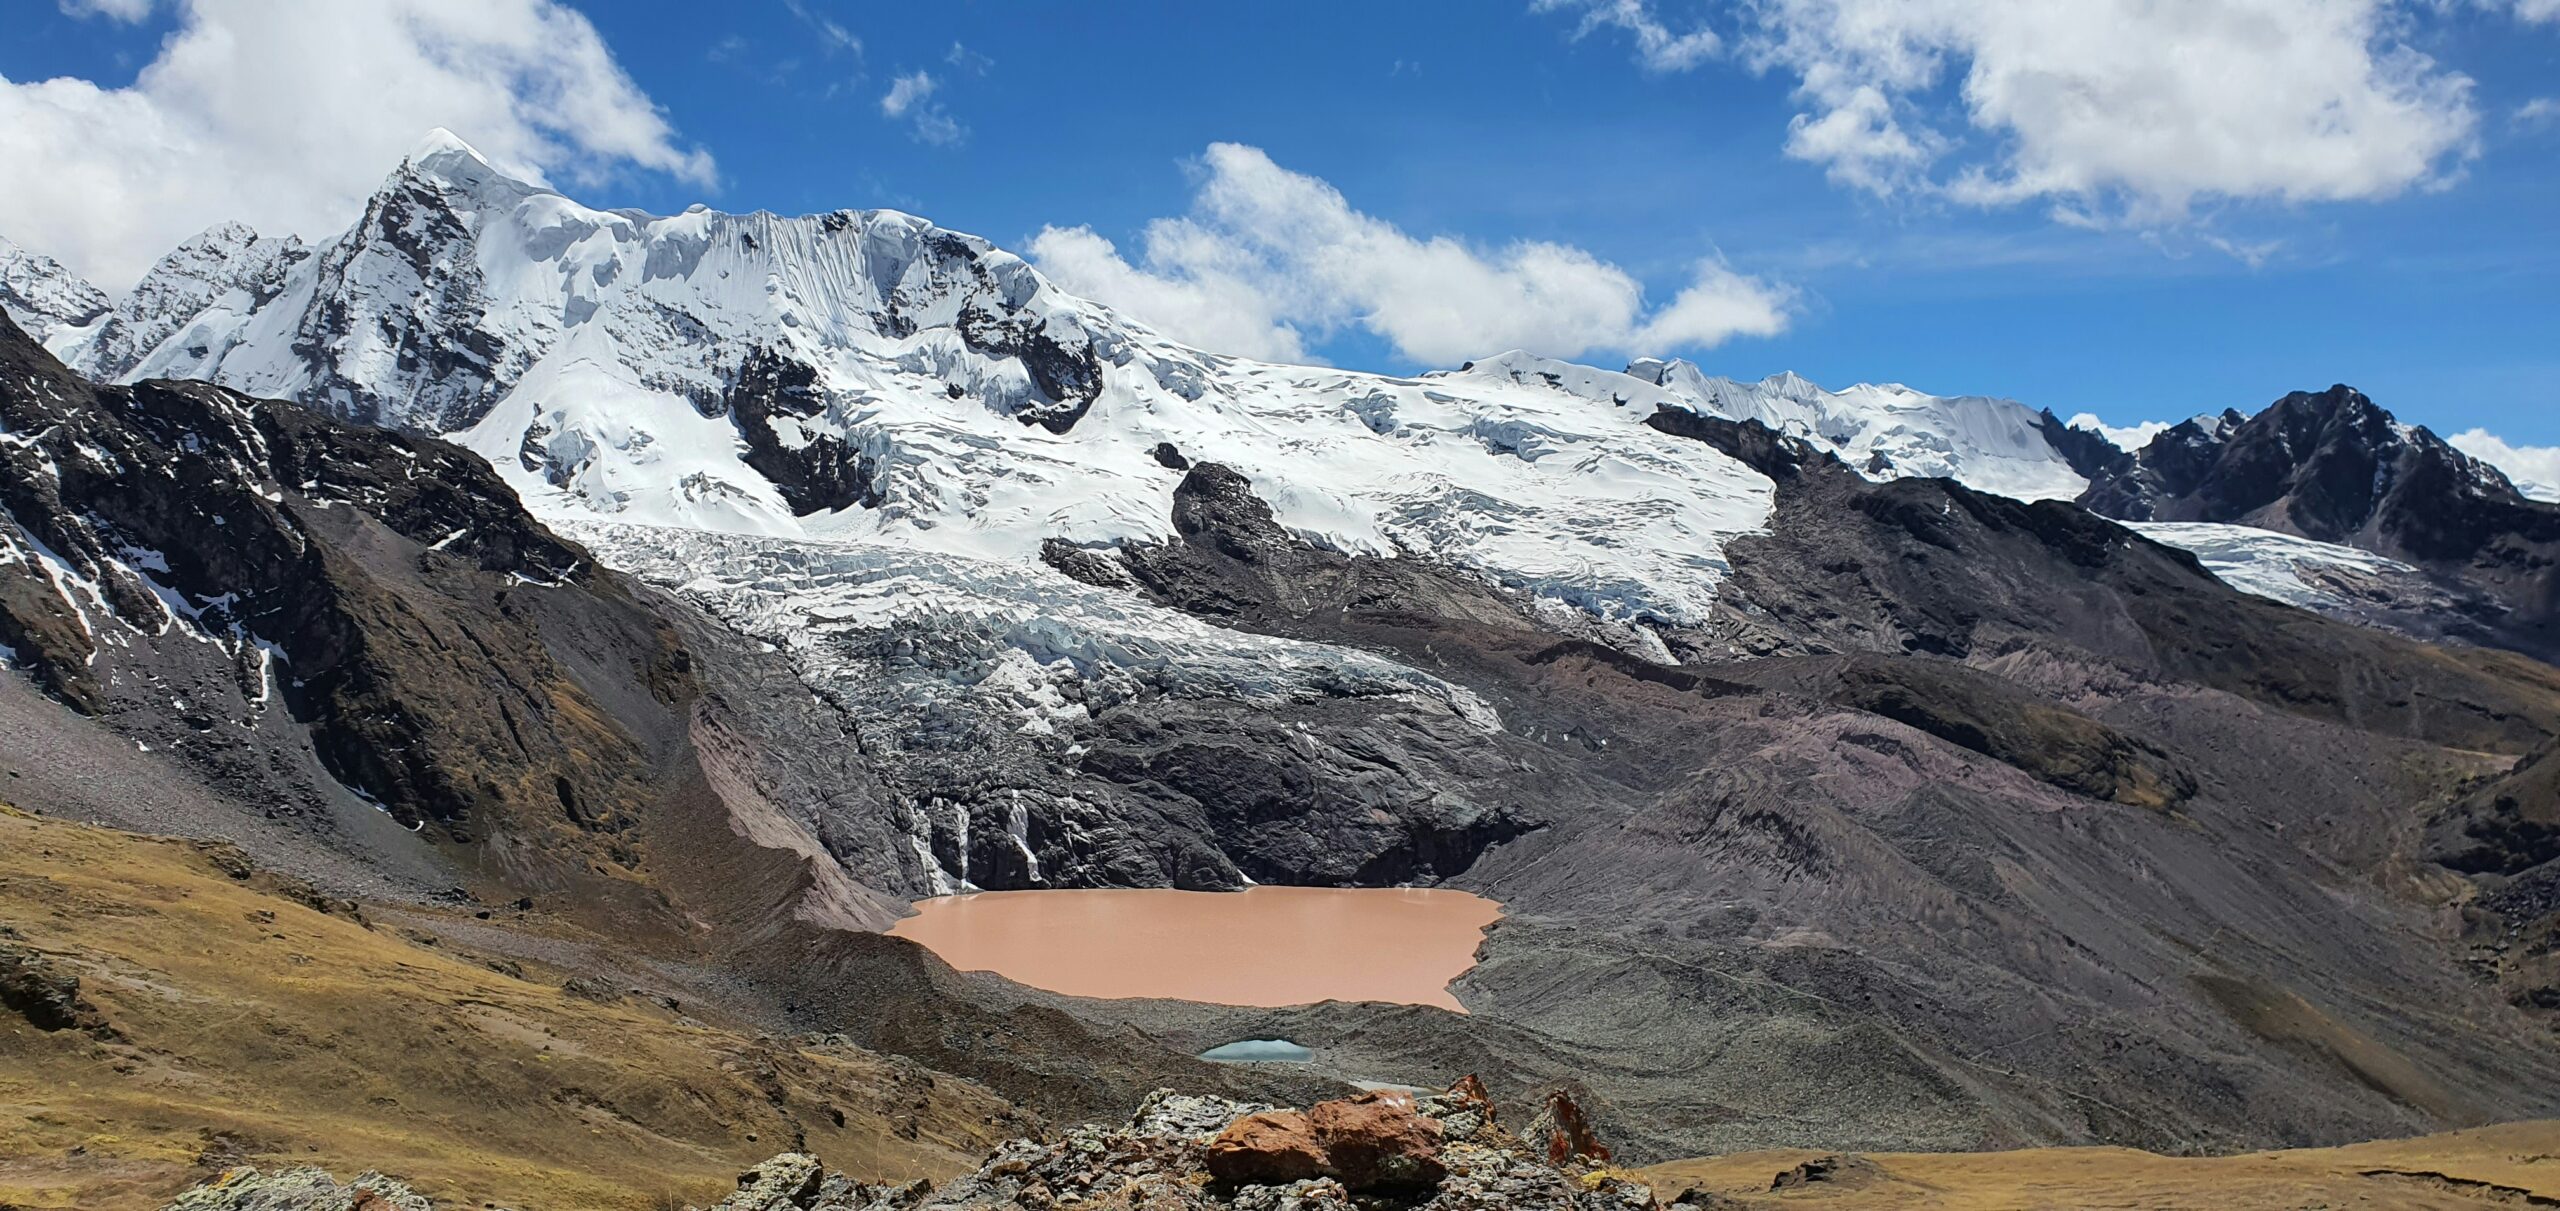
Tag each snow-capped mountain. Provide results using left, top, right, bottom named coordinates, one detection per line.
left=0, top=233, right=109, bottom=342
left=45, top=220, right=310, bottom=383
left=1632, top=357, right=2092, bottom=502
left=6, top=130, right=2552, bottom=656
left=41, top=130, right=1772, bottom=627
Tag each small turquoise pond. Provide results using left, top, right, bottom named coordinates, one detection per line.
left=1199, top=1038, right=1315, bottom=1063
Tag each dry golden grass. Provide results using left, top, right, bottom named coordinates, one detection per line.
left=0, top=807, right=1023, bottom=1211
left=1641, top=1120, right=2560, bottom=1209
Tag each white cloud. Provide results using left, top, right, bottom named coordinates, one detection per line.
left=2449, top=428, right=2560, bottom=502
left=59, top=0, right=154, bottom=20
left=879, top=69, right=964, bottom=145
left=1531, top=0, right=1720, bottom=72
left=2504, top=0, right=2560, bottom=22
left=879, top=70, right=935, bottom=118
left=1027, top=142, right=1790, bottom=366
left=2069, top=413, right=2172, bottom=454
left=779, top=0, right=860, bottom=56
left=0, top=0, right=713, bottom=291
left=2520, top=98, right=2560, bottom=128
left=945, top=42, right=994, bottom=74
left=1739, top=0, right=2481, bottom=223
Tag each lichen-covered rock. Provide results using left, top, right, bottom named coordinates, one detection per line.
left=706, top=1154, right=825, bottom=1211
left=156, top=1078, right=1640, bottom=1211
left=1524, top=1092, right=1611, bottom=1169
left=159, top=1166, right=433, bottom=1211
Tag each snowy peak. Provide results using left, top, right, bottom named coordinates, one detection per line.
left=0, top=234, right=109, bottom=344
left=1512, top=354, right=2090, bottom=502
left=408, top=126, right=495, bottom=170
left=58, top=221, right=311, bottom=385
left=34, top=139, right=1779, bottom=628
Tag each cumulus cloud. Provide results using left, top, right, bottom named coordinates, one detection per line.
left=1742, top=0, right=2481, bottom=223
left=2449, top=428, right=2560, bottom=502
left=1027, top=143, right=1789, bottom=366
left=1528, top=1, right=2494, bottom=224
left=2520, top=98, right=2560, bottom=129
left=2069, top=413, right=2173, bottom=454
left=1531, top=0, right=1720, bottom=72
left=0, top=0, right=714, bottom=290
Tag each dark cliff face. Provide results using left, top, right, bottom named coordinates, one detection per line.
left=0, top=310, right=680, bottom=871
left=288, top=162, right=519, bottom=432
left=2077, top=385, right=2560, bottom=661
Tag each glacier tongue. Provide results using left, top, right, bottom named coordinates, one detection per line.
left=2124, top=521, right=2427, bottom=612
left=49, top=142, right=1778, bottom=630
left=561, top=519, right=1503, bottom=747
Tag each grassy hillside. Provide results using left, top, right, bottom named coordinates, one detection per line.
left=0, top=806, right=1025, bottom=1211
left=1641, top=1120, right=2560, bottom=1209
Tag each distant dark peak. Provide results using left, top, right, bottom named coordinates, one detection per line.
left=2035, top=408, right=2136, bottom=482
left=2069, top=380, right=2560, bottom=661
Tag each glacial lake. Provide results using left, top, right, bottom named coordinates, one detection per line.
left=886, top=886, right=1502, bottom=1011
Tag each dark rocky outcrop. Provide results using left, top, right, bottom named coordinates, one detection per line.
left=2075, top=385, right=2560, bottom=662
left=0, top=933, right=111, bottom=1035
left=723, top=346, right=884, bottom=515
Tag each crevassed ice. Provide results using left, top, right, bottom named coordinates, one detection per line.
left=563, top=519, right=1502, bottom=738
left=2128, top=521, right=2422, bottom=611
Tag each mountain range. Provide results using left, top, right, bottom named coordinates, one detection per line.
left=4, top=130, right=2560, bottom=1206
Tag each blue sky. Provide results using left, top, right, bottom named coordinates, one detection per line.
left=3, top=0, right=2556, bottom=449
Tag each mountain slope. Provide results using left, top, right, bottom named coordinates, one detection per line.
left=1004, top=415, right=2560, bottom=1158
left=1629, top=355, right=2090, bottom=502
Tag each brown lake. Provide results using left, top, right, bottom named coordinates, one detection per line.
left=885, top=886, right=1503, bottom=1011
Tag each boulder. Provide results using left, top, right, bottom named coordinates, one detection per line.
left=160, top=1167, right=433, bottom=1211
left=1206, top=1110, right=1328, bottom=1185
left=1206, top=1091, right=1444, bottom=1193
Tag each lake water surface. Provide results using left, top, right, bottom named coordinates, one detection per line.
left=886, top=886, right=1501, bottom=1011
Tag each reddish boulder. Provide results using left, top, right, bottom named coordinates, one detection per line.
left=1206, top=1091, right=1445, bottom=1192
left=1205, top=1109, right=1327, bottom=1185
left=1528, top=1090, right=1612, bottom=1167
left=1306, top=1092, right=1445, bottom=1191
